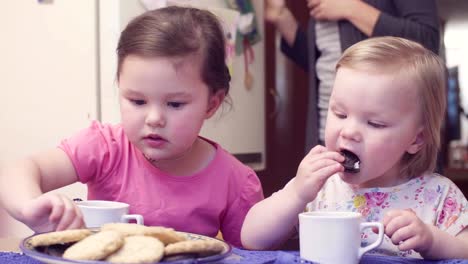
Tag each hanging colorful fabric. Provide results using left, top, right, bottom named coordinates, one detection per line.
left=243, top=38, right=255, bottom=90
left=225, top=0, right=261, bottom=55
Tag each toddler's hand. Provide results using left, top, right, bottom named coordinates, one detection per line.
left=20, top=193, right=85, bottom=233
left=291, top=145, right=344, bottom=203
left=265, top=0, right=287, bottom=23
left=383, top=209, right=434, bottom=253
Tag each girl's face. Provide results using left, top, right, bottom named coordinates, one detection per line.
left=325, top=67, right=424, bottom=188
left=118, top=55, right=223, bottom=165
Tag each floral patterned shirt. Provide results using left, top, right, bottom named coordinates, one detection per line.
left=306, top=173, right=468, bottom=258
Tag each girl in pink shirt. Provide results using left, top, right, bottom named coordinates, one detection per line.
left=0, top=6, right=263, bottom=247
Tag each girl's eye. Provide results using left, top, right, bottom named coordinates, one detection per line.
left=368, top=121, right=386, bottom=129
left=167, top=102, right=185, bottom=108
left=334, top=112, right=346, bottom=119
left=130, top=99, right=146, bottom=106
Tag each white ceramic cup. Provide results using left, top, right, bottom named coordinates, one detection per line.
left=299, top=211, right=384, bottom=264
left=76, top=200, right=144, bottom=228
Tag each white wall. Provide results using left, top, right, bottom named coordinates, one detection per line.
left=0, top=1, right=96, bottom=237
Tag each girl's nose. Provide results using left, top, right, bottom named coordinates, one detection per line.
left=146, top=108, right=166, bottom=127
left=340, top=121, right=362, bottom=142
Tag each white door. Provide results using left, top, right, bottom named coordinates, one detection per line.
left=0, top=1, right=97, bottom=237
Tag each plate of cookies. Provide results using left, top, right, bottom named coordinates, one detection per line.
left=20, top=223, right=231, bottom=264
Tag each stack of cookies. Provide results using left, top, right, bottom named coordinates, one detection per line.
left=26, top=223, right=226, bottom=263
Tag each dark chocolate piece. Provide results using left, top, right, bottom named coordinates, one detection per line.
left=340, top=150, right=360, bottom=173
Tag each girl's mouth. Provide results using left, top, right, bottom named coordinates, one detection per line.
left=143, top=134, right=167, bottom=147
left=340, top=149, right=360, bottom=173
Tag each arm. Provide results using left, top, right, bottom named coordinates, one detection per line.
left=423, top=227, right=468, bottom=259
left=308, top=0, right=439, bottom=53
left=368, top=0, right=440, bottom=53
left=308, top=0, right=379, bottom=36
left=0, top=148, right=83, bottom=232
left=241, top=145, right=344, bottom=250
left=265, top=0, right=299, bottom=46
left=266, top=0, right=309, bottom=71
left=241, top=181, right=310, bottom=250
left=384, top=210, right=468, bottom=259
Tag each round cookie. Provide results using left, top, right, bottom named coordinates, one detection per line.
left=164, top=240, right=225, bottom=257
left=62, top=230, right=123, bottom=260
left=101, top=223, right=186, bottom=245
left=106, top=235, right=164, bottom=263
left=27, top=229, right=92, bottom=247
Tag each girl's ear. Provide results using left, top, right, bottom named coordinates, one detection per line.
left=205, top=90, right=225, bottom=119
left=407, top=127, right=425, bottom=154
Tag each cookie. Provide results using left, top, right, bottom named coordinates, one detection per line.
left=341, top=150, right=360, bottom=173
left=101, top=223, right=186, bottom=245
left=106, top=235, right=164, bottom=263
left=27, top=229, right=92, bottom=247
left=62, top=230, right=123, bottom=260
left=164, top=240, right=225, bottom=257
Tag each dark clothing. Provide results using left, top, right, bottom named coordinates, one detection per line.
left=280, top=0, right=440, bottom=151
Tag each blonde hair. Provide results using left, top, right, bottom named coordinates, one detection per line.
left=336, top=37, right=446, bottom=178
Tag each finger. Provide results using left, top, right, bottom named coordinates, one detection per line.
left=303, top=150, right=345, bottom=164
left=310, top=7, right=320, bottom=18
left=313, top=10, right=325, bottom=20
left=55, top=196, right=78, bottom=231
left=398, top=235, right=421, bottom=252
left=306, top=163, right=343, bottom=184
left=65, top=202, right=86, bottom=230
left=385, top=215, right=413, bottom=238
left=382, top=209, right=403, bottom=226
left=307, top=0, right=320, bottom=8
left=304, top=159, right=343, bottom=176
left=67, top=213, right=86, bottom=230
left=403, top=208, right=416, bottom=215
left=48, top=195, right=65, bottom=223
left=389, top=224, right=414, bottom=246
left=306, top=145, right=327, bottom=156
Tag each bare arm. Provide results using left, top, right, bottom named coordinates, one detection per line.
left=422, top=227, right=468, bottom=259
left=265, top=0, right=299, bottom=46
left=0, top=148, right=79, bottom=223
left=241, top=181, right=308, bottom=250
left=241, top=146, right=344, bottom=250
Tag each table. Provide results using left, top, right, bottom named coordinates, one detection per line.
left=1, top=237, right=467, bottom=263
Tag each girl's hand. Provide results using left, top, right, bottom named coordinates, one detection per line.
left=307, top=0, right=356, bottom=21
left=20, top=193, right=85, bottom=233
left=265, top=0, right=287, bottom=24
left=291, top=145, right=344, bottom=204
left=383, top=209, right=435, bottom=253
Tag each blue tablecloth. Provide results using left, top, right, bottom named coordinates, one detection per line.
left=1, top=248, right=468, bottom=264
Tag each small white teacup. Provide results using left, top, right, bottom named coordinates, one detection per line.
left=76, top=200, right=144, bottom=228
left=299, top=211, right=384, bottom=264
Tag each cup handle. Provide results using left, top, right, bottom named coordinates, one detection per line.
left=358, top=222, right=384, bottom=259
left=121, top=214, right=144, bottom=225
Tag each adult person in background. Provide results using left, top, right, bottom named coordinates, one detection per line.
left=265, top=0, right=440, bottom=151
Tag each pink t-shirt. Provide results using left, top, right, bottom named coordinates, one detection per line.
left=59, top=121, right=264, bottom=247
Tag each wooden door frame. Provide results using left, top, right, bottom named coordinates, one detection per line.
left=258, top=2, right=310, bottom=198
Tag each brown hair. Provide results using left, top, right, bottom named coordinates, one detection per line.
left=116, top=6, right=231, bottom=96
left=336, top=37, right=446, bottom=178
